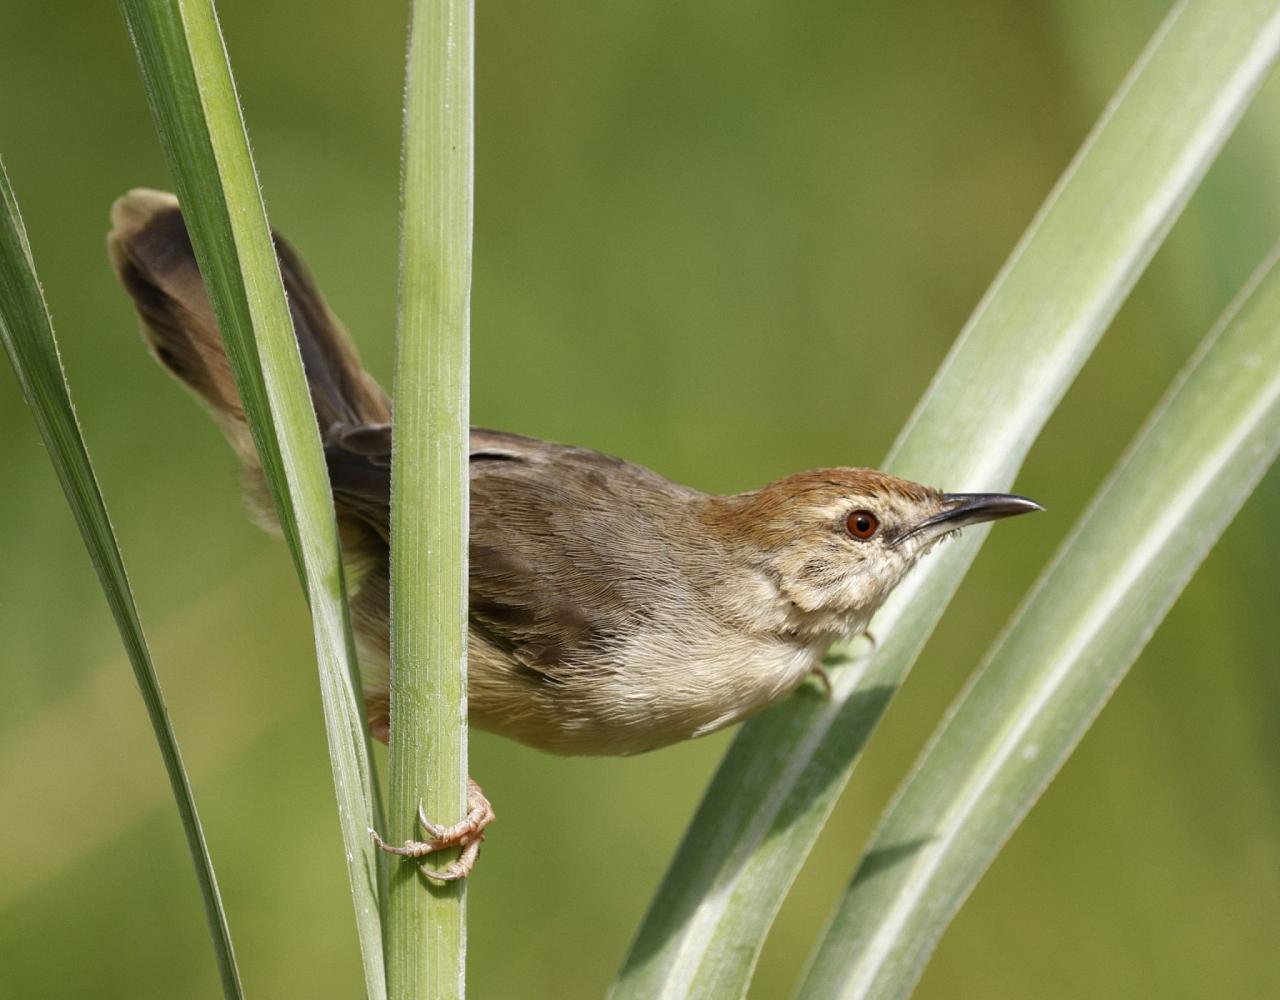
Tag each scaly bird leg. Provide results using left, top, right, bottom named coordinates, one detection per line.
left=371, top=777, right=495, bottom=882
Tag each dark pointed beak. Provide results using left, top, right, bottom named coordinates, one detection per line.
left=900, top=492, right=1043, bottom=544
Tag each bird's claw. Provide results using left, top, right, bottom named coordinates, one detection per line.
left=809, top=663, right=834, bottom=698
left=371, top=777, right=494, bottom=882
left=809, top=629, right=879, bottom=697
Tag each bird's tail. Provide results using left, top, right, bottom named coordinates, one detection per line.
left=106, top=189, right=390, bottom=527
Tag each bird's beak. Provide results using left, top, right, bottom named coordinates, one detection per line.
left=899, top=492, right=1043, bottom=545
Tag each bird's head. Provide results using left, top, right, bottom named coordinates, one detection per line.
left=704, top=468, right=1041, bottom=636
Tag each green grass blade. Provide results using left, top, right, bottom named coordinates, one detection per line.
left=611, top=3, right=1280, bottom=997
left=0, top=158, right=244, bottom=1000
left=799, top=245, right=1280, bottom=1000
left=386, top=0, right=473, bottom=993
left=117, top=2, right=386, bottom=993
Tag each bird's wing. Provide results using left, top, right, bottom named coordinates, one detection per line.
left=324, top=424, right=657, bottom=680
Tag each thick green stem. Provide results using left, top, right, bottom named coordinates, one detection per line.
left=386, top=0, right=473, bottom=993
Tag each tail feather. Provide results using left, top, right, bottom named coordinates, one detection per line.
left=106, top=189, right=390, bottom=451
left=109, top=190, right=254, bottom=453
left=108, top=188, right=392, bottom=558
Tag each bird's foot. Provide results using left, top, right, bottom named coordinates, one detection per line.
left=810, top=629, right=880, bottom=697
left=371, top=777, right=494, bottom=882
left=809, top=663, right=834, bottom=698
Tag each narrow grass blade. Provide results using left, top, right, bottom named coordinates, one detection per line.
left=385, top=0, right=473, bottom=993
left=800, top=246, right=1280, bottom=1000
left=611, top=3, right=1280, bottom=997
left=117, top=2, right=386, bottom=992
left=0, top=158, right=244, bottom=1000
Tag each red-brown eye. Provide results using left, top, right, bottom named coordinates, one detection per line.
left=846, top=509, right=879, bottom=540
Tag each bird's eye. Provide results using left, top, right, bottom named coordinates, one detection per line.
left=846, top=509, right=880, bottom=540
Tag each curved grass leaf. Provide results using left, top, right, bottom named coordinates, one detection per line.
left=0, top=158, right=243, bottom=1000
left=385, top=0, right=473, bottom=994
left=611, top=3, right=1280, bottom=996
left=798, top=244, right=1280, bottom=1000
left=117, top=2, right=386, bottom=993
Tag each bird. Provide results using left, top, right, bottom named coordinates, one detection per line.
left=107, top=188, right=1041, bottom=879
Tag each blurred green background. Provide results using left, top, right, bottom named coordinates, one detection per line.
left=2, top=1, right=1277, bottom=997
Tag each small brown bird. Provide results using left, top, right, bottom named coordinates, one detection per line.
left=108, top=190, right=1041, bottom=879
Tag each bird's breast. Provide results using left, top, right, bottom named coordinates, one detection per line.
left=468, top=625, right=828, bottom=755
